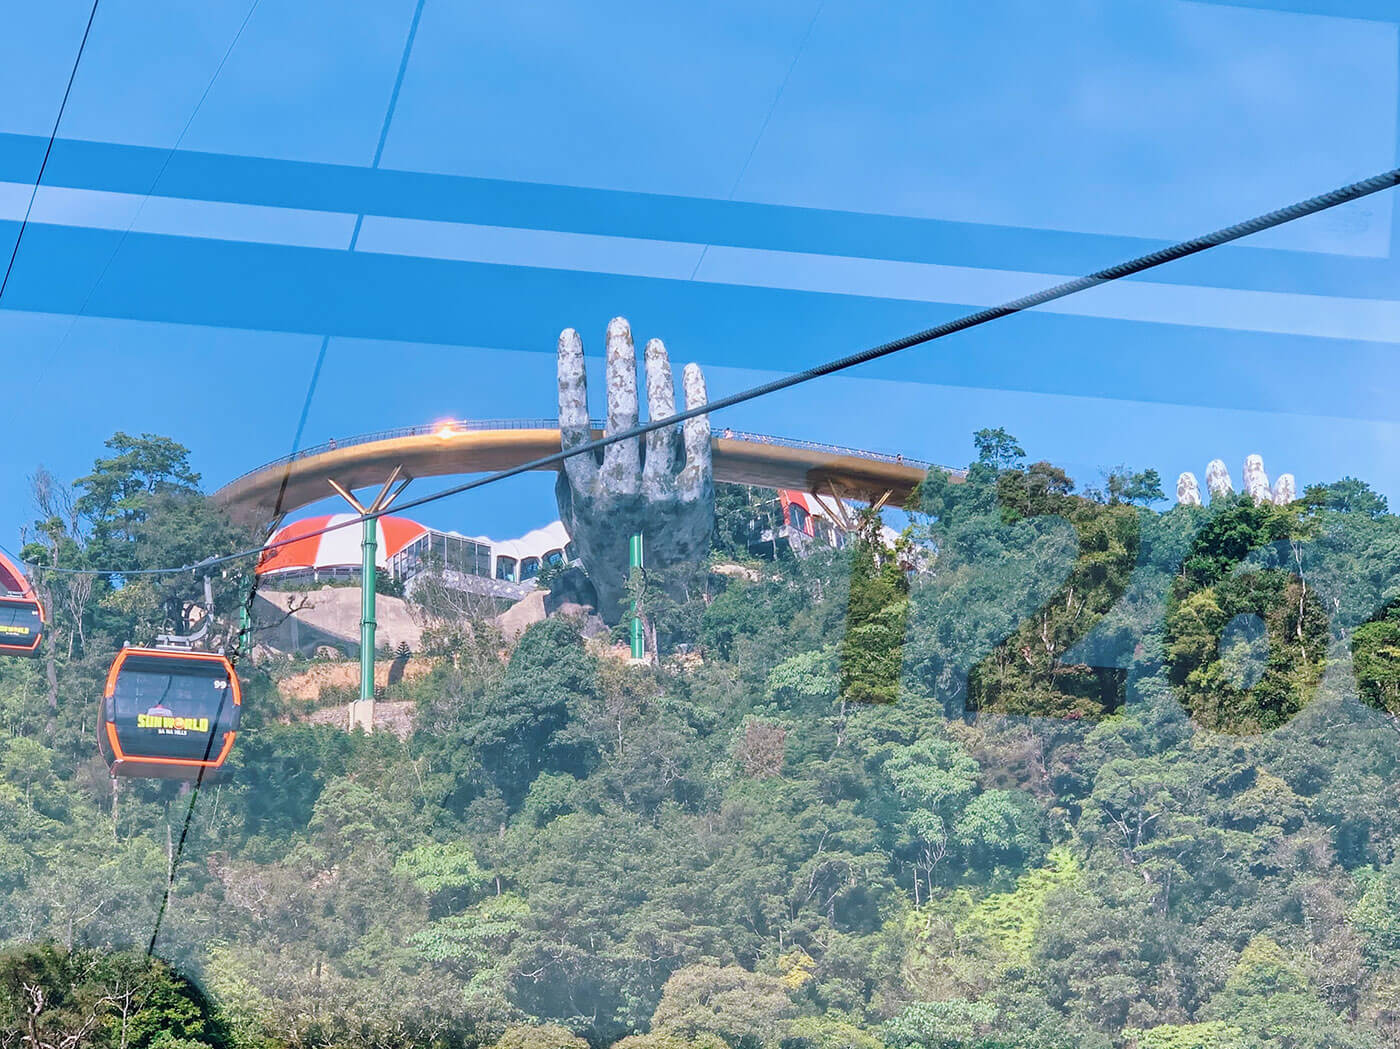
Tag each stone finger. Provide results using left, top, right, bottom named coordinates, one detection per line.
left=679, top=362, right=713, bottom=501
left=600, top=316, right=641, bottom=493
left=643, top=338, right=679, bottom=496
left=557, top=327, right=598, bottom=490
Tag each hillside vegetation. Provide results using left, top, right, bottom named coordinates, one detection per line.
left=6, top=429, right=1400, bottom=1048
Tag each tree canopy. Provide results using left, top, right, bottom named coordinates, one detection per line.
left=4, top=428, right=1400, bottom=1048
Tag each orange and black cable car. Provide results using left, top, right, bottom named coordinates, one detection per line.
left=98, top=647, right=241, bottom=779
left=0, top=550, right=43, bottom=657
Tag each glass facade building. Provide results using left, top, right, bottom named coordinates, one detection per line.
left=390, top=530, right=493, bottom=582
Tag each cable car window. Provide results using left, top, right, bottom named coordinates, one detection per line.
left=108, top=656, right=233, bottom=760
left=0, top=603, right=40, bottom=633
left=0, top=597, right=42, bottom=653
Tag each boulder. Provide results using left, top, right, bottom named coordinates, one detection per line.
left=497, top=589, right=549, bottom=641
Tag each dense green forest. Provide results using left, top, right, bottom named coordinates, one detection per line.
left=7, top=429, right=1400, bottom=1049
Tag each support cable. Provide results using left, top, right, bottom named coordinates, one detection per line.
left=0, top=0, right=102, bottom=305
left=145, top=0, right=427, bottom=959
left=39, top=0, right=263, bottom=378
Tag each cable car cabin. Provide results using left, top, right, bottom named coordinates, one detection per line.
left=0, top=550, right=43, bottom=656
left=98, top=648, right=241, bottom=779
left=0, top=595, right=43, bottom=656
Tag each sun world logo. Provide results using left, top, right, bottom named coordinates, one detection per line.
left=137, top=713, right=210, bottom=734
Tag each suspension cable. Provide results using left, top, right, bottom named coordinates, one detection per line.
left=0, top=0, right=102, bottom=305
left=142, top=0, right=426, bottom=961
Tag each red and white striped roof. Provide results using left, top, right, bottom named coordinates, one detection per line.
left=257, top=514, right=427, bottom=576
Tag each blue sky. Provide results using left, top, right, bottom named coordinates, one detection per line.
left=2, top=0, right=1399, bottom=550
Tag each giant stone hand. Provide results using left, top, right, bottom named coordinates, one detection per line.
left=1177, top=454, right=1296, bottom=507
left=556, top=318, right=714, bottom=624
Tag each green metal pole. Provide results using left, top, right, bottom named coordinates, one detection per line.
left=238, top=597, right=251, bottom=657
left=629, top=532, right=645, bottom=660
left=361, top=516, right=377, bottom=704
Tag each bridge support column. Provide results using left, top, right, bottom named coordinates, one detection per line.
left=629, top=532, right=645, bottom=660
left=355, top=514, right=377, bottom=728
left=327, top=467, right=410, bottom=733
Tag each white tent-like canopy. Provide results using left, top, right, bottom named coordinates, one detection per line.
left=257, top=514, right=428, bottom=576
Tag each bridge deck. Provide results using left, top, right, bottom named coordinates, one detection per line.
left=213, top=421, right=959, bottom=521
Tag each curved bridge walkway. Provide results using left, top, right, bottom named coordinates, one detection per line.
left=213, top=419, right=960, bottom=523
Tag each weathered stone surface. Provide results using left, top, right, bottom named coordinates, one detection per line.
left=1177, top=472, right=1202, bottom=506
left=1205, top=459, right=1234, bottom=503
left=497, top=589, right=548, bottom=641
left=556, top=318, right=714, bottom=624
left=253, top=588, right=422, bottom=656
left=1243, top=454, right=1271, bottom=505
left=306, top=699, right=417, bottom=740
left=1176, top=457, right=1300, bottom=507
left=541, top=565, right=597, bottom=613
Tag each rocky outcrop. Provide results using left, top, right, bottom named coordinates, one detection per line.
left=541, top=565, right=597, bottom=613
left=253, top=588, right=423, bottom=656
left=555, top=318, right=714, bottom=624
left=277, top=658, right=430, bottom=703
left=305, top=699, right=417, bottom=740
left=497, top=589, right=548, bottom=641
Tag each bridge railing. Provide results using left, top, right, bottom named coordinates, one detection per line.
left=220, top=419, right=959, bottom=492
left=717, top=428, right=940, bottom=471
left=221, top=419, right=594, bottom=489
